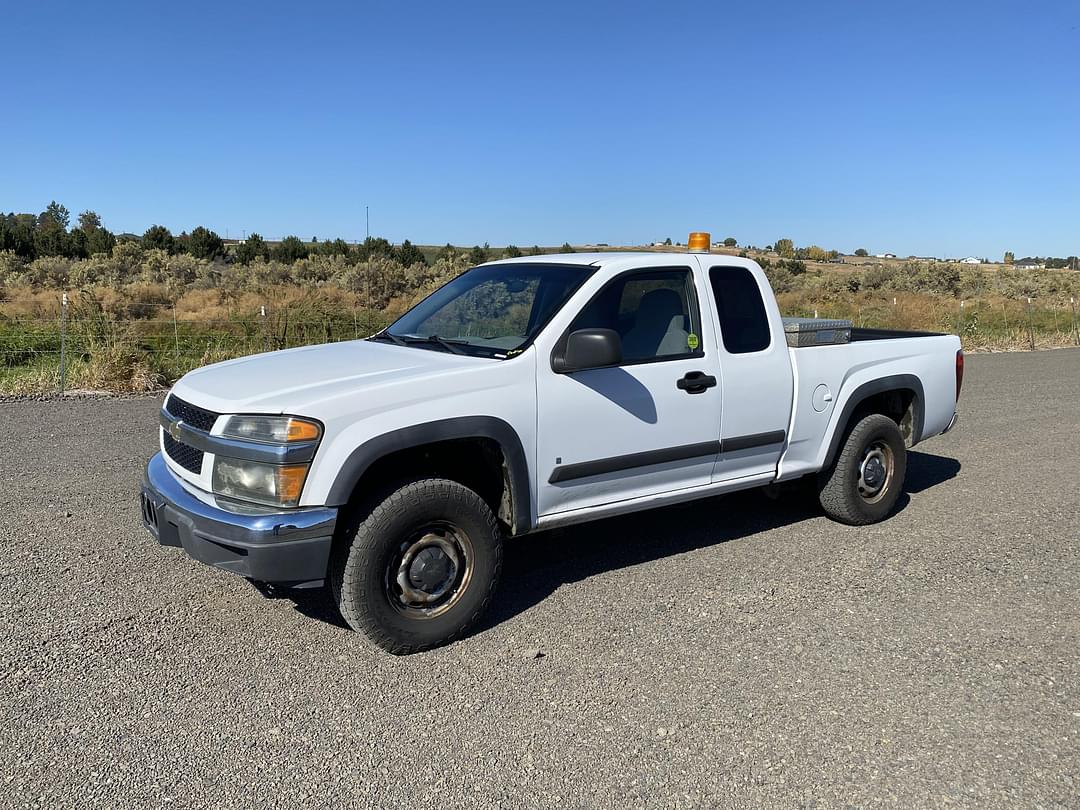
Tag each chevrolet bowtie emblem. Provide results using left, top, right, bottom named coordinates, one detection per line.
left=169, top=420, right=183, bottom=442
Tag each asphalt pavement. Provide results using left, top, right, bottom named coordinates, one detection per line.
left=1, top=349, right=1078, bottom=808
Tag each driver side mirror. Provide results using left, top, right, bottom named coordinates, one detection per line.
left=553, top=328, right=623, bottom=372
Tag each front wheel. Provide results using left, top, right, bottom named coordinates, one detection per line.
left=818, top=413, right=907, bottom=525
left=330, top=478, right=503, bottom=654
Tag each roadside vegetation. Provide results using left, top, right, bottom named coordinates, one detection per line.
left=2, top=204, right=1078, bottom=394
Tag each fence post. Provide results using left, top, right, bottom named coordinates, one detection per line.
left=172, top=303, right=180, bottom=364
left=59, top=292, right=68, bottom=394
left=1072, top=297, right=1079, bottom=346
left=261, top=305, right=269, bottom=352
left=1026, top=297, right=1035, bottom=351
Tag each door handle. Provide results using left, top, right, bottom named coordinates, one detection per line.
left=676, top=371, right=717, bottom=394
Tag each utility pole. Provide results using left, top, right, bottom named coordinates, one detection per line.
left=366, top=206, right=369, bottom=242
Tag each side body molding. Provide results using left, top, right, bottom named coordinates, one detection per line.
left=324, top=416, right=533, bottom=535
left=822, top=373, right=925, bottom=470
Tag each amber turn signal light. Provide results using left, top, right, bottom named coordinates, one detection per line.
left=286, top=419, right=322, bottom=442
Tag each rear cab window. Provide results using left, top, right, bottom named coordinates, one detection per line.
left=708, top=266, right=771, bottom=354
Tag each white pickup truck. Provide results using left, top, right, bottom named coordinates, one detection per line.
left=141, top=240, right=963, bottom=653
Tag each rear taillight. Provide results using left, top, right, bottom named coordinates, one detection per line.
left=955, top=349, right=964, bottom=401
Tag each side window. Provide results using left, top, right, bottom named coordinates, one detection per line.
left=570, top=268, right=701, bottom=363
left=709, top=266, right=771, bottom=353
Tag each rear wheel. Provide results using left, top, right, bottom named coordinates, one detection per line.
left=818, top=413, right=907, bottom=525
left=330, top=478, right=503, bottom=654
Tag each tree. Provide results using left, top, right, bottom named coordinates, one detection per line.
left=560, top=242, right=575, bottom=253
left=33, top=225, right=68, bottom=257
left=395, top=239, right=426, bottom=266
left=437, top=243, right=458, bottom=262
left=468, top=244, right=490, bottom=264
left=663, top=237, right=672, bottom=246
left=318, top=238, right=352, bottom=258
left=854, top=248, right=869, bottom=257
left=187, top=226, right=225, bottom=260
left=723, top=237, right=737, bottom=247
left=1003, top=251, right=1014, bottom=265
left=527, top=245, right=544, bottom=256
left=40, top=201, right=70, bottom=230
left=142, top=225, right=175, bottom=253
left=87, top=226, right=116, bottom=256
left=273, top=235, right=309, bottom=264
left=0, top=216, right=37, bottom=259
left=503, top=244, right=522, bottom=258
left=234, top=233, right=270, bottom=265
left=78, top=210, right=102, bottom=233
left=67, top=228, right=89, bottom=259
left=774, top=238, right=795, bottom=258
left=358, top=236, right=394, bottom=260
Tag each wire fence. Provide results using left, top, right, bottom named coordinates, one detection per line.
left=1, top=293, right=1078, bottom=394
left=0, top=295, right=394, bottom=393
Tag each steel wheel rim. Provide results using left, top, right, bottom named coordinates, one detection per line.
left=857, top=440, right=894, bottom=504
left=386, top=522, right=474, bottom=620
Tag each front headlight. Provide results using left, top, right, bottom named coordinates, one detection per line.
left=212, top=457, right=310, bottom=508
left=219, top=415, right=321, bottom=444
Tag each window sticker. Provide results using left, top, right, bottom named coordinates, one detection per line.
left=687, top=333, right=700, bottom=350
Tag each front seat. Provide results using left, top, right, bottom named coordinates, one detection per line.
left=621, top=288, right=688, bottom=359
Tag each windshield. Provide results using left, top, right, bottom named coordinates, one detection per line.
left=376, top=263, right=593, bottom=357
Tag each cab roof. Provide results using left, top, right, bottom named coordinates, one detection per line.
left=487, top=251, right=759, bottom=269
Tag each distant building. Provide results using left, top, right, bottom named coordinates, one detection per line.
left=874, top=253, right=897, bottom=259
left=960, top=257, right=981, bottom=264
left=1014, top=258, right=1045, bottom=269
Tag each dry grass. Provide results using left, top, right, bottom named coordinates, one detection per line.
left=3, top=252, right=1079, bottom=395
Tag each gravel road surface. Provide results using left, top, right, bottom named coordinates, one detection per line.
left=2, top=349, right=1079, bottom=808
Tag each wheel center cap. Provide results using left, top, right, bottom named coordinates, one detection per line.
left=408, top=546, right=455, bottom=593
left=864, top=458, right=885, bottom=488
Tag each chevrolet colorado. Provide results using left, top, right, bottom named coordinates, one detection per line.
left=141, top=239, right=963, bottom=653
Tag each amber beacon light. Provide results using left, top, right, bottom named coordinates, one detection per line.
left=687, top=232, right=711, bottom=252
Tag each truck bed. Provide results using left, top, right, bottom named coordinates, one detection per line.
left=779, top=329, right=961, bottom=481
left=849, top=327, right=945, bottom=341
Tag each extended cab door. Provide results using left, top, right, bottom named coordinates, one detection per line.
left=535, top=264, right=723, bottom=516
left=704, top=262, right=794, bottom=482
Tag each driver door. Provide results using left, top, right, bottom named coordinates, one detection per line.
left=535, top=266, right=723, bottom=516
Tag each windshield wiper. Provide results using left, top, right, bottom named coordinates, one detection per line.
left=412, top=334, right=467, bottom=355
left=372, top=331, right=471, bottom=355
left=370, top=330, right=407, bottom=346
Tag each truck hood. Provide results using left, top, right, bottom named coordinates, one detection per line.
left=170, top=340, right=497, bottom=415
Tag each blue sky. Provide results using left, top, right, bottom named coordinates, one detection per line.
left=3, top=1, right=1078, bottom=258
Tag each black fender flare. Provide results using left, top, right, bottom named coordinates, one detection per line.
left=325, top=416, right=532, bottom=535
left=822, top=374, right=925, bottom=470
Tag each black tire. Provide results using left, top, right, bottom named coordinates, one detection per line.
left=818, top=413, right=907, bottom=525
left=330, top=478, right=502, bottom=654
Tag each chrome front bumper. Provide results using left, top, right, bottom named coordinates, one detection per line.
left=140, top=452, right=338, bottom=586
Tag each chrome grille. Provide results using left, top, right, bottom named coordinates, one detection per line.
left=163, top=431, right=204, bottom=474
left=165, top=394, right=219, bottom=433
